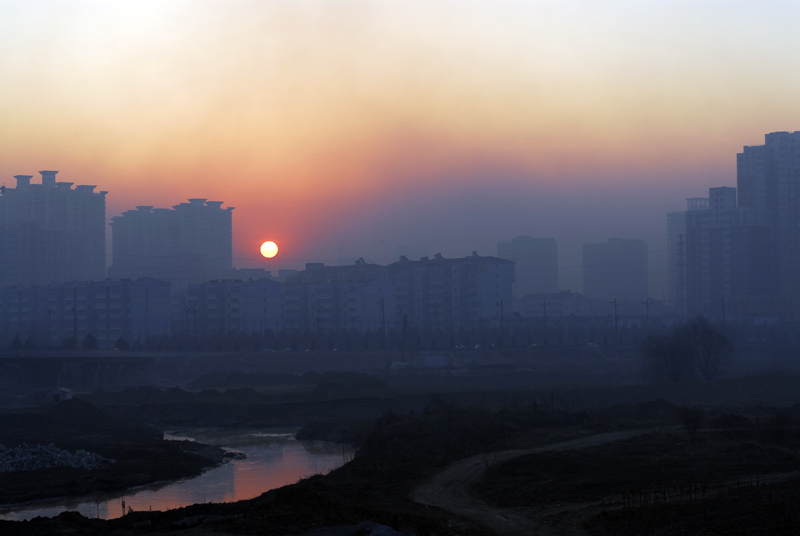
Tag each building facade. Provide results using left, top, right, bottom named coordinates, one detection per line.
left=383, top=253, right=514, bottom=332
left=0, top=171, right=106, bottom=288
left=737, top=131, right=800, bottom=318
left=168, top=255, right=511, bottom=336
left=280, top=254, right=513, bottom=334
left=667, top=198, right=709, bottom=314
left=666, top=132, right=800, bottom=321
left=175, top=278, right=284, bottom=337
left=109, top=199, right=233, bottom=289
left=0, top=278, right=171, bottom=348
left=684, top=187, right=773, bottom=317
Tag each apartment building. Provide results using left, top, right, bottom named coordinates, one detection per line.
left=0, top=171, right=106, bottom=288
left=109, top=199, right=233, bottom=290
left=0, top=278, right=171, bottom=348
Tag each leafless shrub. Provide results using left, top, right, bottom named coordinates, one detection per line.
left=641, top=316, right=732, bottom=382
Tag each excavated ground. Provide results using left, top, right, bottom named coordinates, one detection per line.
left=3, top=373, right=800, bottom=535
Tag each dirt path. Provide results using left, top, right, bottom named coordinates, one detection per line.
left=410, top=429, right=656, bottom=536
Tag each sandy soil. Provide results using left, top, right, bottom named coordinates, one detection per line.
left=411, top=429, right=656, bottom=536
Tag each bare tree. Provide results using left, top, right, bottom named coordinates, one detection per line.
left=641, top=316, right=732, bottom=382
left=681, top=315, right=733, bottom=380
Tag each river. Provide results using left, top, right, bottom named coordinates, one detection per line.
left=0, top=428, right=353, bottom=521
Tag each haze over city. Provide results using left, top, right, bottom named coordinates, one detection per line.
left=7, top=3, right=800, bottom=535
left=3, top=1, right=800, bottom=297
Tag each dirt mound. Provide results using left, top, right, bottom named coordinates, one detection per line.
left=47, top=398, right=123, bottom=432
left=591, top=398, right=680, bottom=426
left=0, top=399, right=161, bottom=449
left=0, top=400, right=222, bottom=505
left=187, top=370, right=302, bottom=390
left=308, top=373, right=388, bottom=400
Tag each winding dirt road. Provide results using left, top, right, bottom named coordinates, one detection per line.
left=411, top=429, right=655, bottom=536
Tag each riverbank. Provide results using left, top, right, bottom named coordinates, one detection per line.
left=4, top=371, right=800, bottom=534
left=0, top=399, right=228, bottom=505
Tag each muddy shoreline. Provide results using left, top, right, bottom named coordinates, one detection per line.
left=0, top=400, right=229, bottom=506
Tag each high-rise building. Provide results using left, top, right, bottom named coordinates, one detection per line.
left=497, top=236, right=558, bottom=298
left=667, top=198, right=708, bottom=314
left=0, top=171, right=106, bottom=288
left=684, top=187, right=773, bottom=316
left=737, top=131, right=800, bottom=232
left=109, top=199, right=233, bottom=289
left=582, top=238, right=648, bottom=300
left=737, top=131, right=800, bottom=315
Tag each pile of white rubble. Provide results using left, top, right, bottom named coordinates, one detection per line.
left=0, top=443, right=114, bottom=473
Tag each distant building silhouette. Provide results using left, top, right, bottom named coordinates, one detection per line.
left=0, top=278, right=170, bottom=348
left=175, top=278, right=284, bottom=336
left=682, top=187, right=773, bottom=318
left=280, top=254, right=513, bottom=333
left=109, top=199, right=233, bottom=289
left=497, top=236, right=558, bottom=298
left=582, top=238, right=648, bottom=300
left=668, top=131, right=800, bottom=321
left=736, top=131, right=800, bottom=318
left=667, top=198, right=707, bottom=314
left=0, top=171, right=106, bottom=288
left=0, top=253, right=512, bottom=345
left=738, top=131, right=800, bottom=235
left=383, top=253, right=514, bottom=332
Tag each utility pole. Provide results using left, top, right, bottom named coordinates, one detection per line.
left=377, top=298, right=385, bottom=336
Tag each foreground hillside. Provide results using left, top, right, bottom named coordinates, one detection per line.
left=4, top=389, right=800, bottom=535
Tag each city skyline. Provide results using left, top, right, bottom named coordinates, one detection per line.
left=3, top=2, right=800, bottom=299
left=4, top=168, right=660, bottom=297
left=5, top=130, right=800, bottom=347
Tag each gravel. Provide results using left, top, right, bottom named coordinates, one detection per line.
left=0, top=443, right=114, bottom=473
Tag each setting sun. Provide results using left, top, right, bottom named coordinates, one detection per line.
left=260, top=241, right=279, bottom=259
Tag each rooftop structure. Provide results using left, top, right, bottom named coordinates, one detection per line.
left=109, top=199, right=233, bottom=289
left=0, top=171, right=106, bottom=288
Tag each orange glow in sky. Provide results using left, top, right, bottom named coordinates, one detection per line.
left=2, top=1, right=800, bottom=296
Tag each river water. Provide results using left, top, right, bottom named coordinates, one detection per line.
left=0, top=428, right=353, bottom=521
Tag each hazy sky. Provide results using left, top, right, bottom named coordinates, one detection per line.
left=2, top=1, right=800, bottom=297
